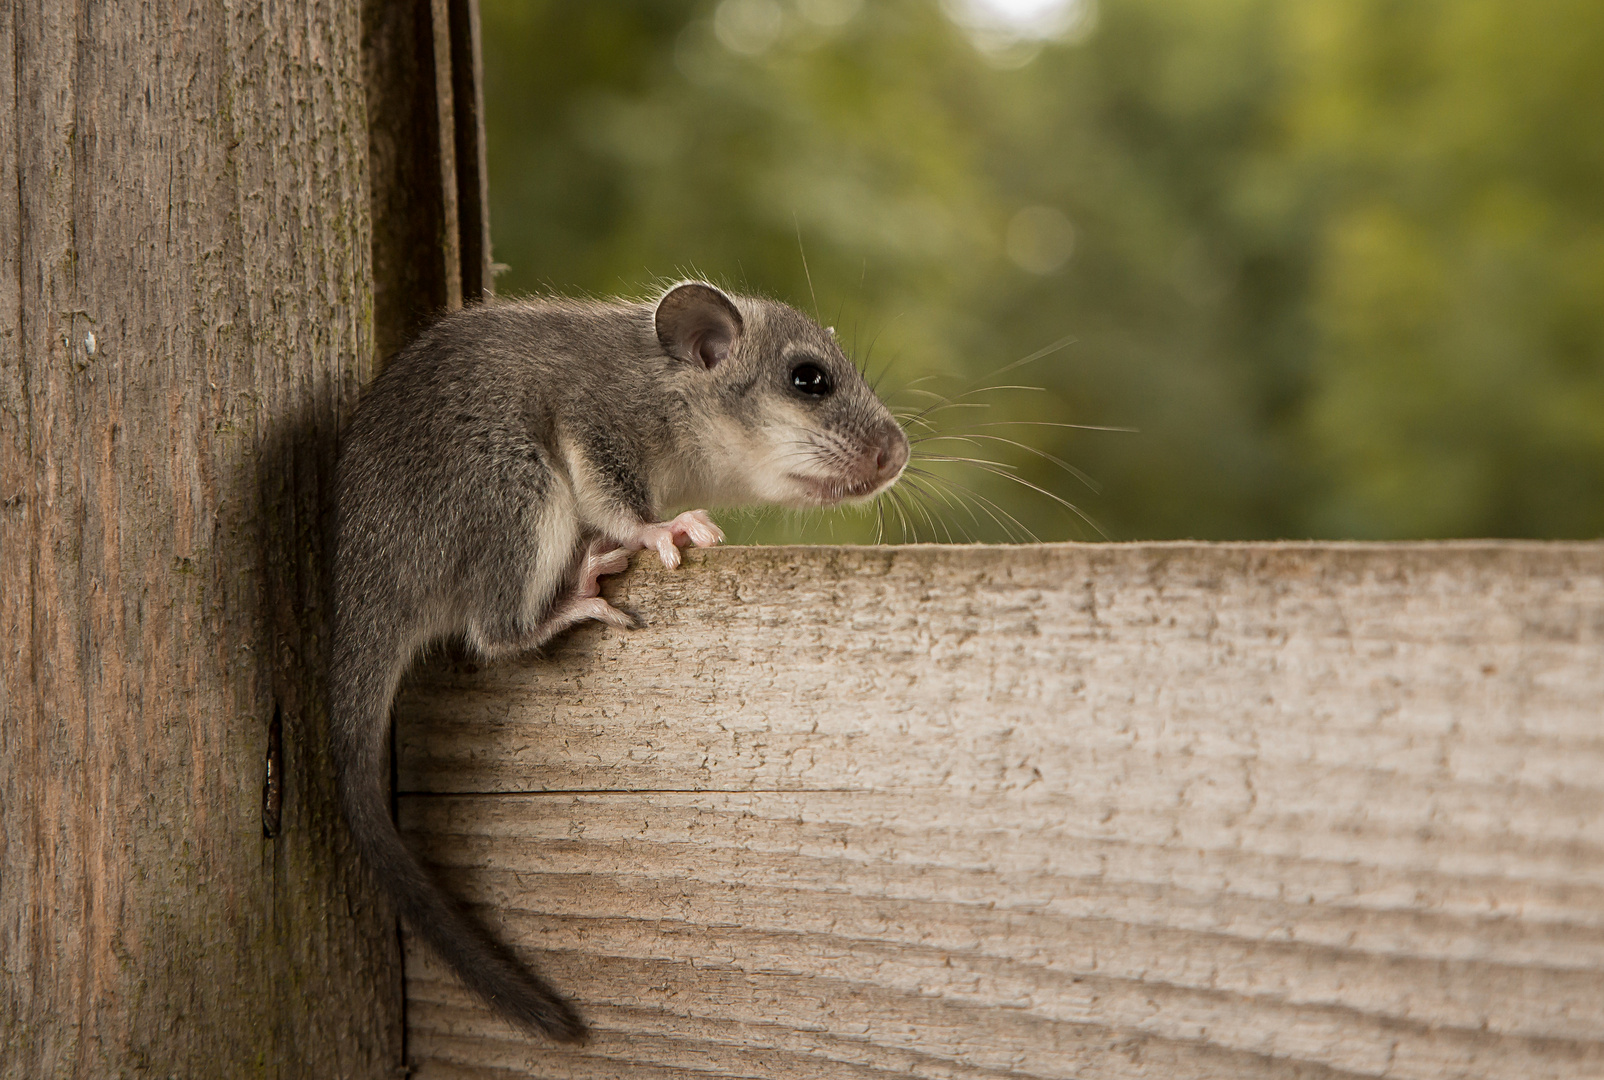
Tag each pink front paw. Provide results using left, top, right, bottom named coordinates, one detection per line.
left=635, top=509, right=724, bottom=569
left=671, top=509, right=724, bottom=548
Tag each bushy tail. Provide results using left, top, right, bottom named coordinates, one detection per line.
left=330, top=640, right=588, bottom=1043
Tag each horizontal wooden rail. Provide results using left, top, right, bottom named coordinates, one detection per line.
left=394, top=542, right=1604, bottom=1079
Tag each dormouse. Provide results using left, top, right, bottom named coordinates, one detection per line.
left=330, top=282, right=908, bottom=1040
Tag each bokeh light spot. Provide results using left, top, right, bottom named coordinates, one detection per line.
left=797, top=0, right=862, bottom=29
left=1006, top=206, right=1077, bottom=274
left=715, top=0, right=784, bottom=56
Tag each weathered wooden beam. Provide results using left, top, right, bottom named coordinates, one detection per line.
left=0, top=0, right=401, bottom=1074
left=395, top=542, right=1604, bottom=1079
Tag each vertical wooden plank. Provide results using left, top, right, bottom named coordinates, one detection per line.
left=0, top=0, right=402, bottom=1075
left=363, top=0, right=452, bottom=365
left=362, top=0, right=491, bottom=364
left=0, top=0, right=34, bottom=1062
left=428, top=0, right=465, bottom=312
left=448, top=0, right=493, bottom=301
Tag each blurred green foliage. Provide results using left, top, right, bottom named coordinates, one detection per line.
left=479, top=0, right=1604, bottom=541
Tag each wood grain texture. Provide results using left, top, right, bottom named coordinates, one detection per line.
left=394, top=543, right=1604, bottom=1079
left=0, top=0, right=401, bottom=1075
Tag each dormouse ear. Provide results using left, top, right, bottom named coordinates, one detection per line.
left=654, top=281, right=744, bottom=369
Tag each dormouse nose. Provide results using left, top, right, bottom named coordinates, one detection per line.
left=872, top=424, right=910, bottom=483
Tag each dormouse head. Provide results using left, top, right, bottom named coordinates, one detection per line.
left=653, top=280, right=909, bottom=509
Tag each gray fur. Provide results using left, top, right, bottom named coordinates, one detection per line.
left=331, top=283, right=907, bottom=1042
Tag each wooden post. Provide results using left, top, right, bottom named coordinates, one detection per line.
left=0, top=0, right=403, bottom=1074
left=396, top=543, right=1604, bottom=1079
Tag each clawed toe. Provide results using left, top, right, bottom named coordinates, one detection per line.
left=547, top=596, right=637, bottom=636
left=571, top=596, right=637, bottom=630
left=675, top=509, right=724, bottom=549
left=634, top=510, right=724, bottom=569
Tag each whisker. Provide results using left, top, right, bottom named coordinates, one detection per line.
left=911, top=475, right=981, bottom=535
left=909, top=385, right=1044, bottom=423
left=949, top=459, right=1108, bottom=540
left=905, top=466, right=1038, bottom=543
left=975, top=420, right=1139, bottom=434
left=958, top=384, right=1047, bottom=396
left=925, top=433, right=1102, bottom=494
left=919, top=483, right=987, bottom=542
left=888, top=386, right=954, bottom=404
left=887, top=487, right=918, bottom=542
left=901, top=474, right=976, bottom=543
left=793, top=213, right=820, bottom=322
left=892, top=329, right=1079, bottom=428
left=907, top=431, right=982, bottom=447
left=903, top=477, right=960, bottom=543
left=911, top=401, right=992, bottom=421
left=859, top=315, right=900, bottom=392
left=988, top=332, right=1079, bottom=379
left=915, top=452, right=1021, bottom=473
left=895, top=485, right=936, bottom=543
left=897, top=478, right=945, bottom=541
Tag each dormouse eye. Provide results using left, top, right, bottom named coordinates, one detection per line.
left=790, top=361, right=833, bottom=398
